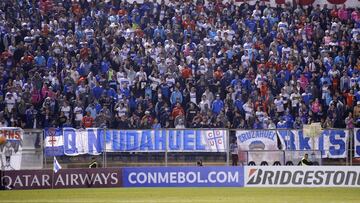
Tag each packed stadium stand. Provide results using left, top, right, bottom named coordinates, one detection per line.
left=0, top=0, right=359, bottom=131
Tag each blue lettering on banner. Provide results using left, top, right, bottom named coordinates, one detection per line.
left=169, top=130, right=181, bottom=150
left=238, top=131, right=275, bottom=143
left=140, top=131, right=153, bottom=150
left=88, top=129, right=101, bottom=154
left=44, top=129, right=227, bottom=156
left=277, top=130, right=295, bottom=150
left=122, top=167, right=244, bottom=187
left=356, top=129, right=360, bottom=157
left=298, top=131, right=311, bottom=150
left=196, top=130, right=206, bottom=150
left=154, top=129, right=165, bottom=150
left=111, top=130, right=120, bottom=151
left=183, top=130, right=194, bottom=150
left=120, top=130, right=126, bottom=151
left=328, top=130, right=346, bottom=156
left=127, top=131, right=139, bottom=151
left=63, top=128, right=77, bottom=155
left=275, top=130, right=348, bottom=158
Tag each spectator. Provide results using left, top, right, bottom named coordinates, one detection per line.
left=212, top=94, right=224, bottom=115
left=82, top=111, right=94, bottom=128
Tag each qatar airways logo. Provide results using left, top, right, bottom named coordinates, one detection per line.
left=0, top=169, right=121, bottom=190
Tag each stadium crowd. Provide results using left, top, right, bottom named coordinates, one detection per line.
left=0, top=0, right=359, bottom=130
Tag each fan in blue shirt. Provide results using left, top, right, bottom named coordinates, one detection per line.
left=212, top=94, right=224, bottom=115
left=92, top=84, right=104, bottom=100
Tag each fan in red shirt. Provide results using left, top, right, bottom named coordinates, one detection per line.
left=82, top=111, right=94, bottom=128
left=172, top=102, right=185, bottom=119
left=80, top=44, right=90, bottom=60
left=181, top=66, right=192, bottom=79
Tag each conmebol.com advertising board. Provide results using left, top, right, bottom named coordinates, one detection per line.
left=244, top=166, right=360, bottom=187
left=122, top=166, right=244, bottom=187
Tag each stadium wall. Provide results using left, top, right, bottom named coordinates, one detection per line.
left=2, top=166, right=360, bottom=190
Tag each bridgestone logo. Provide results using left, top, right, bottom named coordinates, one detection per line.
left=247, top=169, right=360, bottom=186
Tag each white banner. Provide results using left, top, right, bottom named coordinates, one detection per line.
left=236, top=130, right=282, bottom=165
left=0, top=127, right=23, bottom=170
left=244, top=166, right=360, bottom=187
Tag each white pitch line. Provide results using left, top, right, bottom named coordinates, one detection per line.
left=1, top=200, right=213, bottom=203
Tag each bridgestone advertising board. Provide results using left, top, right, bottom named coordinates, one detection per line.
left=244, top=166, right=360, bottom=187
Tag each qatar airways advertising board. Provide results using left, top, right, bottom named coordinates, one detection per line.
left=0, top=168, right=122, bottom=190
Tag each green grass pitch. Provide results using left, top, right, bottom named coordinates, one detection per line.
left=0, top=188, right=359, bottom=203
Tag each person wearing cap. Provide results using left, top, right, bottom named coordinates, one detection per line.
left=140, top=110, right=153, bottom=129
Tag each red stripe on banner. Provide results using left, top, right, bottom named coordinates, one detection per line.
left=275, top=0, right=286, bottom=4
left=249, top=168, right=257, bottom=177
left=298, top=0, right=316, bottom=5
left=327, top=0, right=347, bottom=4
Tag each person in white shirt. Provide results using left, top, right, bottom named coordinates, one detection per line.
left=61, top=101, right=71, bottom=119
left=243, top=99, right=254, bottom=121
left=202, top=87, right=214, bottom=104
left=274, top=95, right=285, bottom=115
left=189, top=87, right=197, bottom=105
left=117, top=71, right=131, bottom=89
left=278, top=18, right=289, bottom=33
left=290, top=89, right=301, bottom=111
left=328, top=66, right=340, bottom=80
left=74, top=104, right=83, bottom=128
left=4, top=93, right=16, bottom=113
left=115, top=102, right=128, bottom=118
left=199, top=95, right=210, bottom=112
left=255, top=106, right=266, bottom=122
left=149, top=72, right=161, bottom=91
left=136, top=67, right=147, bottom=81
left=166, top=74, right=176, bottom=88
left=281, top=43, right=291, bottom=59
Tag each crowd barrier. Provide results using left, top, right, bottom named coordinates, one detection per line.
left=1, top=166, right=360, bottom=190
